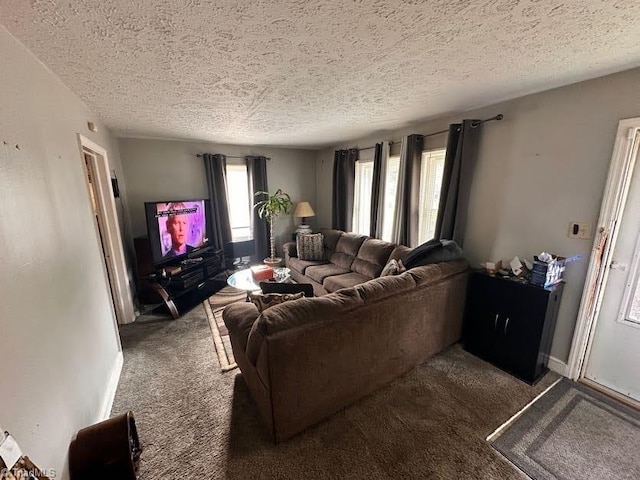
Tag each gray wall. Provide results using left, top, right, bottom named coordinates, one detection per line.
left=118, top=138, right=317, bottom=258
left=315, top=66, right=640, bottom=364
left=0, top=25, right=125, bottom=478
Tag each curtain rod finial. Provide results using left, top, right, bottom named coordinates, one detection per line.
left=496, top=114, right=504, bottom=121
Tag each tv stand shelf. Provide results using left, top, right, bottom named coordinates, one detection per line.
left=134, top=237, right=226, bottom=319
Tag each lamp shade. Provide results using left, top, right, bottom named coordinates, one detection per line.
left=294, top=201, right=316, bottom=218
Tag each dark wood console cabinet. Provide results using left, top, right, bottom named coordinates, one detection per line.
left=463, top=271, right=564, bottom=384
left=134, top=236, right=226, bottom=319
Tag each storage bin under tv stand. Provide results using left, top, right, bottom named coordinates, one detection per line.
left=134, top=237, right=225, bottom=319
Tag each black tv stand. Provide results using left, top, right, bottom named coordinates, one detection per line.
left=134, top=239, right=226, bottom=319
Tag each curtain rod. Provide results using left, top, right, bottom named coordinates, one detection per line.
left=196, top=154, right=271, bottom=160
left=357, top=114, right=504, bottom=151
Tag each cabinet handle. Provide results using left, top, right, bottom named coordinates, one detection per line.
left=504, top=317, right=510, bottom=335
left=494, top=314, right=499, bottom=330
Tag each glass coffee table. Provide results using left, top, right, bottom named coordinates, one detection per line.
left=227, top=267, right=291, bottom=300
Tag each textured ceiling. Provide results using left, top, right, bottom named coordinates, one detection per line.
left=2, top=1, right=640, bottom=148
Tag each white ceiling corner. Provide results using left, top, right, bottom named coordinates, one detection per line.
left=1, top=0, right=640, bottom=148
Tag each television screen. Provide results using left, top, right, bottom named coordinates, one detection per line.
left=145, top=200, right=209, bottom=266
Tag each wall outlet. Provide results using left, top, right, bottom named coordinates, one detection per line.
left=569, top=222, right=591, bottom=239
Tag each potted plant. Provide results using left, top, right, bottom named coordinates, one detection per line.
left=254, top=188, right=293, bottom=266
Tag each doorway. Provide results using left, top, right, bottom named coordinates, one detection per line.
left=568, top=118, right=640, bottom=407
left=83, top=151, right=118, bottom=315
left=78, top=134, right=135, bottom=327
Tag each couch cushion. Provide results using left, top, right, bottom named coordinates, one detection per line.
left=288, top=257, right=328, bottom=275
left=353, top=271, right=417, bottom=303
left=296, top=233, right=325, bottom=261
left=351, top=238, right=396, bottom=278
left=245, top=291, right=364, bottom=364
left=408, top=259, right=469, bottom=287
left=258, top=291, right=363, bottom=334
left=323, top=272, right=371, bottom=293
left=222, top=302, right=261, bottom=353
left=305, top=263, right=350, bottom=283
left=388, top=245, right=412, bottom=261
left=329, top=233, right=367, bottom=270
left=319, top=229, right=344, bottom=258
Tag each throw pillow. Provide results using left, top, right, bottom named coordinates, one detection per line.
left=297, top=233, right=324, bottom=261
left=397, top=259, right=407, bottom=273
left=250, top=292, right=305, bottom=312
left=380, top=259, right=404, bottom=276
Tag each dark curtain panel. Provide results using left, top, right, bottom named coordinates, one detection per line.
left=369, top=143, right=383, bottom=237
left=203, top=153, right=232, bottom=250
left=246, top=156, right=269, bottom=261
left=392, top=134, right=424, bottom=246
left=332, top=148, right=358, bottom=231
left=434, top=120, right=481, bottom=246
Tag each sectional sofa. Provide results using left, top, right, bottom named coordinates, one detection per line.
left=223, top=230, right=469, bottom=442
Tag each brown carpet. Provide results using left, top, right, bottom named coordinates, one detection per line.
left=112, top=303, right=558, bottom=479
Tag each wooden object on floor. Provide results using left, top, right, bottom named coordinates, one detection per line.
left=69, top=411, right=141, bottom=480
left=463, top=271, right=564, bottom=384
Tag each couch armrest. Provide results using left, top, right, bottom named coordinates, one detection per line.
left=283, top=242, right=297, bottom=261
left=223, top=302, right=260, bottom=353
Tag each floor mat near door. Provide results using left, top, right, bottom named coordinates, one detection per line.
left=491, top=378, right=640, bottom=480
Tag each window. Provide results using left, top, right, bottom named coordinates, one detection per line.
left=380, top=155, right=400, bottom=242
left=352, top=159, right=374, bottom=235
left=379, top=149, right=446, bottom=244
left=417, top=148, right=446, bottom=244
left=225, top=163, right=252, bottom=241
left=620, top=230, right=640, bottom=326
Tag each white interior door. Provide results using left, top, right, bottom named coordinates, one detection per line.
left=585, top=143, right=640, bottom=402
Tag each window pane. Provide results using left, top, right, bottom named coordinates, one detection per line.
left=418, top=149, right=446, bottom=244
left=352, top=160, right=374, bottom=235
left=225, top=164, right=252, bottom=241
left=629, top=280, right=640, bottom=323
left=381, top=156, right=400, bottom=242
left=625, top=230, right=640, bottom=324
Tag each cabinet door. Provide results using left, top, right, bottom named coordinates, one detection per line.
left=499, top=287, right=549, bottom=382
left=464, top=274, right=504, bottom=364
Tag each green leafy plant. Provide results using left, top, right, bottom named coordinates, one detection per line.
left=254, top=188, right=293, bottom=262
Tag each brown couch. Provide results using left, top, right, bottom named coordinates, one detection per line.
left=283, top=229, right=412, bottom=296
left=223, top=235, right=469, bottom=442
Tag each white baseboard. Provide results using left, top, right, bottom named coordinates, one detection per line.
left=548, top=355, right=567, bottom=377
left=98, top=351, right=123, bottom=422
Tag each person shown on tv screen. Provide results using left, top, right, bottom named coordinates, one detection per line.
left=163, top=202, right=195, bottom=259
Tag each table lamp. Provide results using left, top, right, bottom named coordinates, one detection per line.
left=293, top=201, right=315, bottom=235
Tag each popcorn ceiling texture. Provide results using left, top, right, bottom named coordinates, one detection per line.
left=1, top=0, right=640, bottom=147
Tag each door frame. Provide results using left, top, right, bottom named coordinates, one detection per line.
left=78, top=134, right=135, bottom=328
left=566, top=117, right=640, bottom=380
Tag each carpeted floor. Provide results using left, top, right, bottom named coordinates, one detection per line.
left=492, top=378, right=640, bottom=479
left=111, top=303, right=559, bottom=479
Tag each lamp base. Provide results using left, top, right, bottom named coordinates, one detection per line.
left=296, top=224, right=312, bottom=235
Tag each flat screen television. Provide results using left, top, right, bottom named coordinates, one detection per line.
left=144, top=199, right=211, bottom=267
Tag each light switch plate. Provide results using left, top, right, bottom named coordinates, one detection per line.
left=569, top=222, right=591, bottom=239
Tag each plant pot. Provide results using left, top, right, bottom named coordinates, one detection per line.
left=263, top=257, right=283, bottom=268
